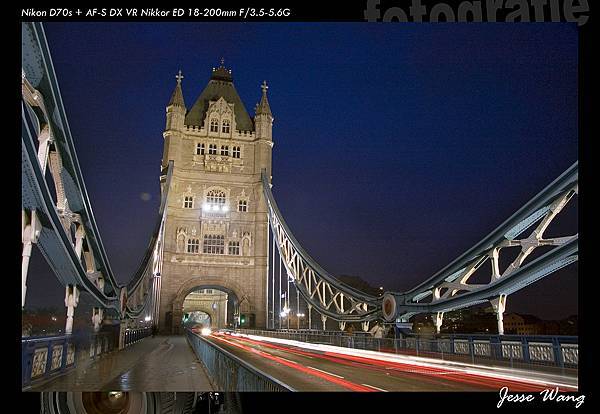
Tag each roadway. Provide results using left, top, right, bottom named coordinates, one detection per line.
left=204, top=331, right=578, bottom=392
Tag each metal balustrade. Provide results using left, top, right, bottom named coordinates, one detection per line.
left=122, top=327, right=152, bottom=348
left=185, top=329, right=294, bottom=392
left=22, top=331, right=117, bottom=388
left=235, top=329, right=577, bottom=376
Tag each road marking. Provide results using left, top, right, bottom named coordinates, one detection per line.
left=278, top=357, right=299, bottom=365
left=361, top=383, right=389, bottom=392
left=308, top=366, right=344, bottom=379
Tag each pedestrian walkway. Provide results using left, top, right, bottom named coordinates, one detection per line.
left=30, top=336, right=214, bottom=392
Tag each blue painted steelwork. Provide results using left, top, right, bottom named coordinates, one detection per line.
left=21, top=331, right=117, bottom=389
left=22, top=22, right=173, bottom=322
left=22, top=20, right=577, bottom=336
left=262, top=161, right=577, bottom=324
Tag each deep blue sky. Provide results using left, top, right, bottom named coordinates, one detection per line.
left=26, top=23, right=578, bottom=320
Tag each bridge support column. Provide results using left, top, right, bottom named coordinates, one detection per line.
left=64, top=284, right=80, bottom=334
left=307, top=305, right=312, bottom=330
left=92, top=307, right=104, bottom=332
left=321, top=314, right=327, bottom=331
left=433, top=312, right=444, bottom=334
left=22, top=210, right=41, bottom=308
left=490, top=294, right=507, bottom=335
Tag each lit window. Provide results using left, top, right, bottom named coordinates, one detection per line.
left=210, top=119, right=219, bottom=132
left=196, top=143, right=205, bottom=155
left=183, top=196, right=194, bottom=209
left=228, top=241, right=240, bottom=255
left=187, top=238, right=199, bottom=254
left=208, top=144, right=217, bottom=155
left=232, top=146, right=241, bottom=158
left=221, top=145, right=229, bottom=156
left=205, top=289, right=213, bottom=294
left=222, top=119, right=230, bottom=133
left=206, top=189, right=226, bottom=206
left=203, top=234, right=225, bottom=254
left=238, top=200, right=247, bottom=212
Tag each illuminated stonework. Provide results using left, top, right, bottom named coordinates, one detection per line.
left=158, top=62, right=273, bottom=333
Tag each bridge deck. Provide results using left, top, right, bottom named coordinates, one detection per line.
left=29, top=336, right=214, bottom=392
left=203, top=332, right=578, bottom=392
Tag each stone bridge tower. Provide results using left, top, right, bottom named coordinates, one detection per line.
left=158, top=62, right=273, bottom=334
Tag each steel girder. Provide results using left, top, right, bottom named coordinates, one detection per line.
left=262, top=172, right=382, bottom=322
left=21, top=22, right=167, bottom=320
left=22, top=22, right=120, bottom=294
left=123, top=161, right=173, bottom=319
left=380, top=162, right=578, bottom=322
left=262, top=161, right=577, bottom=324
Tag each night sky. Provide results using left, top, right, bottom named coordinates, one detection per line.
left=25, top=23, right=578, bottom=320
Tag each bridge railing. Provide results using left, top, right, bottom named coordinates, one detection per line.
left=21, top=330, right=117, bottom=388
left=185, top=329, right=294, bottom=392
left=122, top=326, right=152, bottom=349
left=236, top=329, right=577, bottom=377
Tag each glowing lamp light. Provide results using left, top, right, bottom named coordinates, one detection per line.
left=144, top=316, right=151, bottom=322
left=222, top=205, right=229, bottom=212
left=212, top=204, right=219, bottom=211
left=201, top=327, right=212, bottom=336
left=280, top=311, right=287, bottom=318
left=202, top=203, right=210, bottom=210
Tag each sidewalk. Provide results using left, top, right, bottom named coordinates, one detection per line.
left=28, top=336, right=214, bottom=392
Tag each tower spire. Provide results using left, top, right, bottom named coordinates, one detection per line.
left=168, top=69, right=186, bottom=108
left=255, top=80, right=272, bottom=116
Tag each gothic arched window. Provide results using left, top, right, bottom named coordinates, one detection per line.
left=196, top=143, right=205, bottom=155
left=206, top=189, right=226, bottom=205
left=208, top=144, right=217, bottom=155
left=232, top=146, right=241, bottom=159
left=203, top=234, right=225, bottom=254
left=221, top=145, right=229, bottom=156
left=187, top=238, right=199, bottom=254
left=183, top=196, right=194, bottom=209
left=210, top=119, right=219, bottom=132
left=228, top=241, right=240, bottom=255
left=222, top=119, right=230, bottom=133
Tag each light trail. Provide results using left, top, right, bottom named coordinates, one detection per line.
left=209, top=333, right=375, bottom=392
left=225, top=332, right=577, bottom=392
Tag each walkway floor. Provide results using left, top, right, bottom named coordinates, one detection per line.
left=29, top=336, right=214, bottom=392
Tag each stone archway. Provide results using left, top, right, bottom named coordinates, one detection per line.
left=183, top=309, right=214, bottom=328
left=170, top=276, right=250, bottom=334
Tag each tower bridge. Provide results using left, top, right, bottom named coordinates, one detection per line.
left=21, top=22, right=578, bottom=399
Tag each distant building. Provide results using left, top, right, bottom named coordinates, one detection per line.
left=503, top=313, right=542, bottom=335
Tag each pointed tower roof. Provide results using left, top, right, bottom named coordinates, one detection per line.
left=184, top=59, right=254, bottom=131
left=168, top=70, right=186, bottom=108
left=255, top=80, right=272, bottom=117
